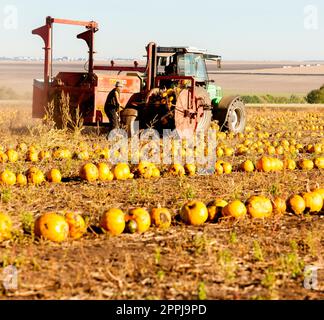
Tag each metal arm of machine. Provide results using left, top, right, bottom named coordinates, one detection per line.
left=32, top=16, right=99, bottom=87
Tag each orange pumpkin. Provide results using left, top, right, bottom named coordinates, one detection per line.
left=246, top=196, right=273, bottom=219
left=80, top=163, right=99, bottom=182
left=313, top=188, right=324, bottom=202
left=27, top=167, right=45, bottom=185
left=207, top=199, right=228, bottom=221
left=302, top=192, right=323, bottom=213
left=169, top=164, right=186, bottom=177
left=0, top=152, right=8, bottom=163
left=0, top=170, right=16, bottom=186
left=287, top=195, right=306, bottom=215
left=285, top=159, right=296, bottom=171
left=26, top=150, right=39, bottom=162
left=256, top=157, right=273, bottom=172
left=314, top=157, right=324, bottom=169
left=16, top=173, right=27, bottom=186
left=0, top=213, right=12, bottom=241
left=151, top=167, right=161, bottom=178
left=241, top=160, right=255, bottom=172
left=180, top=201, right=208, bottom=226
left=53, top=148, right=72, bottom=160
left=97, top=163, right=114, bottom=182
left=65, top=212, right=87, bottom=239
left=184, top=164, right=196, bottom=176
left=272, top=197, right=287, bottom=215
left=151, top=208, right=172, bottom=229
left=222, top=162, right=233, bottom=174
left=298, top=159, right=314, bottom=171
left=34, top=213, right=69, bottom=243
left=100, top=208, right=126, bottom=236
left=46, top=169, right=62, bottom=183
left=113, top=163, right=131, bottom=180
left=125, top=208, right=151, bottom=233
left=38, top=150, right=51, bottom=161
left=222, top=200, right=247, bottom=219
left=6, top=149, right=18, bottom=163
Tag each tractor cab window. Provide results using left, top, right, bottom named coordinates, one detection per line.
left=177, top=53, right=208, bottom=83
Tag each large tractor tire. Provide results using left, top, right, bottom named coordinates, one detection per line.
left=213, top=96, right=246, bottom=134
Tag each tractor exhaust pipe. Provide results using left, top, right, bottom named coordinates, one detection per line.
left=146, top=42, right=157, bottom=91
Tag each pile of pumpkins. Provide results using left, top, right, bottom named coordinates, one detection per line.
left=0, top=187, right=323, bottom=243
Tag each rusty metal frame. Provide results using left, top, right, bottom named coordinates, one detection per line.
left=32, top=16, right=99, bottom=87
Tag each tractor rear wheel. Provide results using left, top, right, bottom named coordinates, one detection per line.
left=214, top=96, right=246, bottom=134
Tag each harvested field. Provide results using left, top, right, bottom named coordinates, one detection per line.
left=0, top=104, right=323, bottom=300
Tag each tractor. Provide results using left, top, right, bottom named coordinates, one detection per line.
left=32, top=17, right=246, bottom=137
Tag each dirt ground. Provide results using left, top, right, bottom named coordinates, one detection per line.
left=0, top=105, right=323, bottom=300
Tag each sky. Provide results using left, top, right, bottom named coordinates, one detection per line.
left=0, top=0, right=323, bottom=60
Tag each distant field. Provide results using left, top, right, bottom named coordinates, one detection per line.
left=1, top=60, right=324, bottom=99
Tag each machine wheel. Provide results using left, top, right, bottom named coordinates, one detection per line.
left=214, top=96, right=246, bottom=134
left=120, top=108, right=138, bottom=138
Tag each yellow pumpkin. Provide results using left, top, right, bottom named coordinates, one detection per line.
left=26, top=150, right=39, bottom=162
left=0, top=213, right=12, bottom=241
left=246, top=196, right=273, bottom=219
left=302, top=192, right=323, bottom=213
left=288, top=195, right=306, bottom=215
left=0, top=170, right=16, bottom=186
left=298, top=159, right=314, bottom=171
left=241, top=160, right=255, bottom=172
left=16, top=173, right=27, bottom=186
left=285, top=159, right=296, bottom=171
left=34, top=213, right=69, bottom=243
left=207, top=199, right=228, bottom=221
left=151, top=208, right=172, bottom=229
left=314, top=157, right=324, bottom=169
left=16, top=142, right=28, bottom=153
left=222, top=162, right=233, bottom=174
left=313, top=188, right=324, bottom=202
left=137, top=161, right=154, bottom=179
left=180, top=201, right=208, bottom=226
left=272, top=197, right=287, bottom=215
left=169, top=164, right=186, bottom=177
left=53, top=148, right=72, bottom=160
left=80, top=163, right=99, bottom=182
left=6, top=149, right=19, bottom=163
left=272, top=158, right=284, bottom=171
left=113, top=163, right=131, bottom=180
left=222, top=200, right=247, bottom=219
left=65, top=212, right=87, bottom=240
left=46, top=169, right=62, bottom=183
left=27, top=167, right=45, bottom=185
left=256, top=157, right=273, bottom=172
left=184, top=164, right=196, bottom=176
left=75, top=150, right=90, bottom=161
left=38, top=150, right=51, bottom=161
left=126, top=208, right=151, bottom=233
left=0, top=152, right=8, bottom=163
left=151, top=167, right=161, bottom=178
left=97, top=163, right=114, bottom=182
left=100, top=208, right=126, bottom=236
